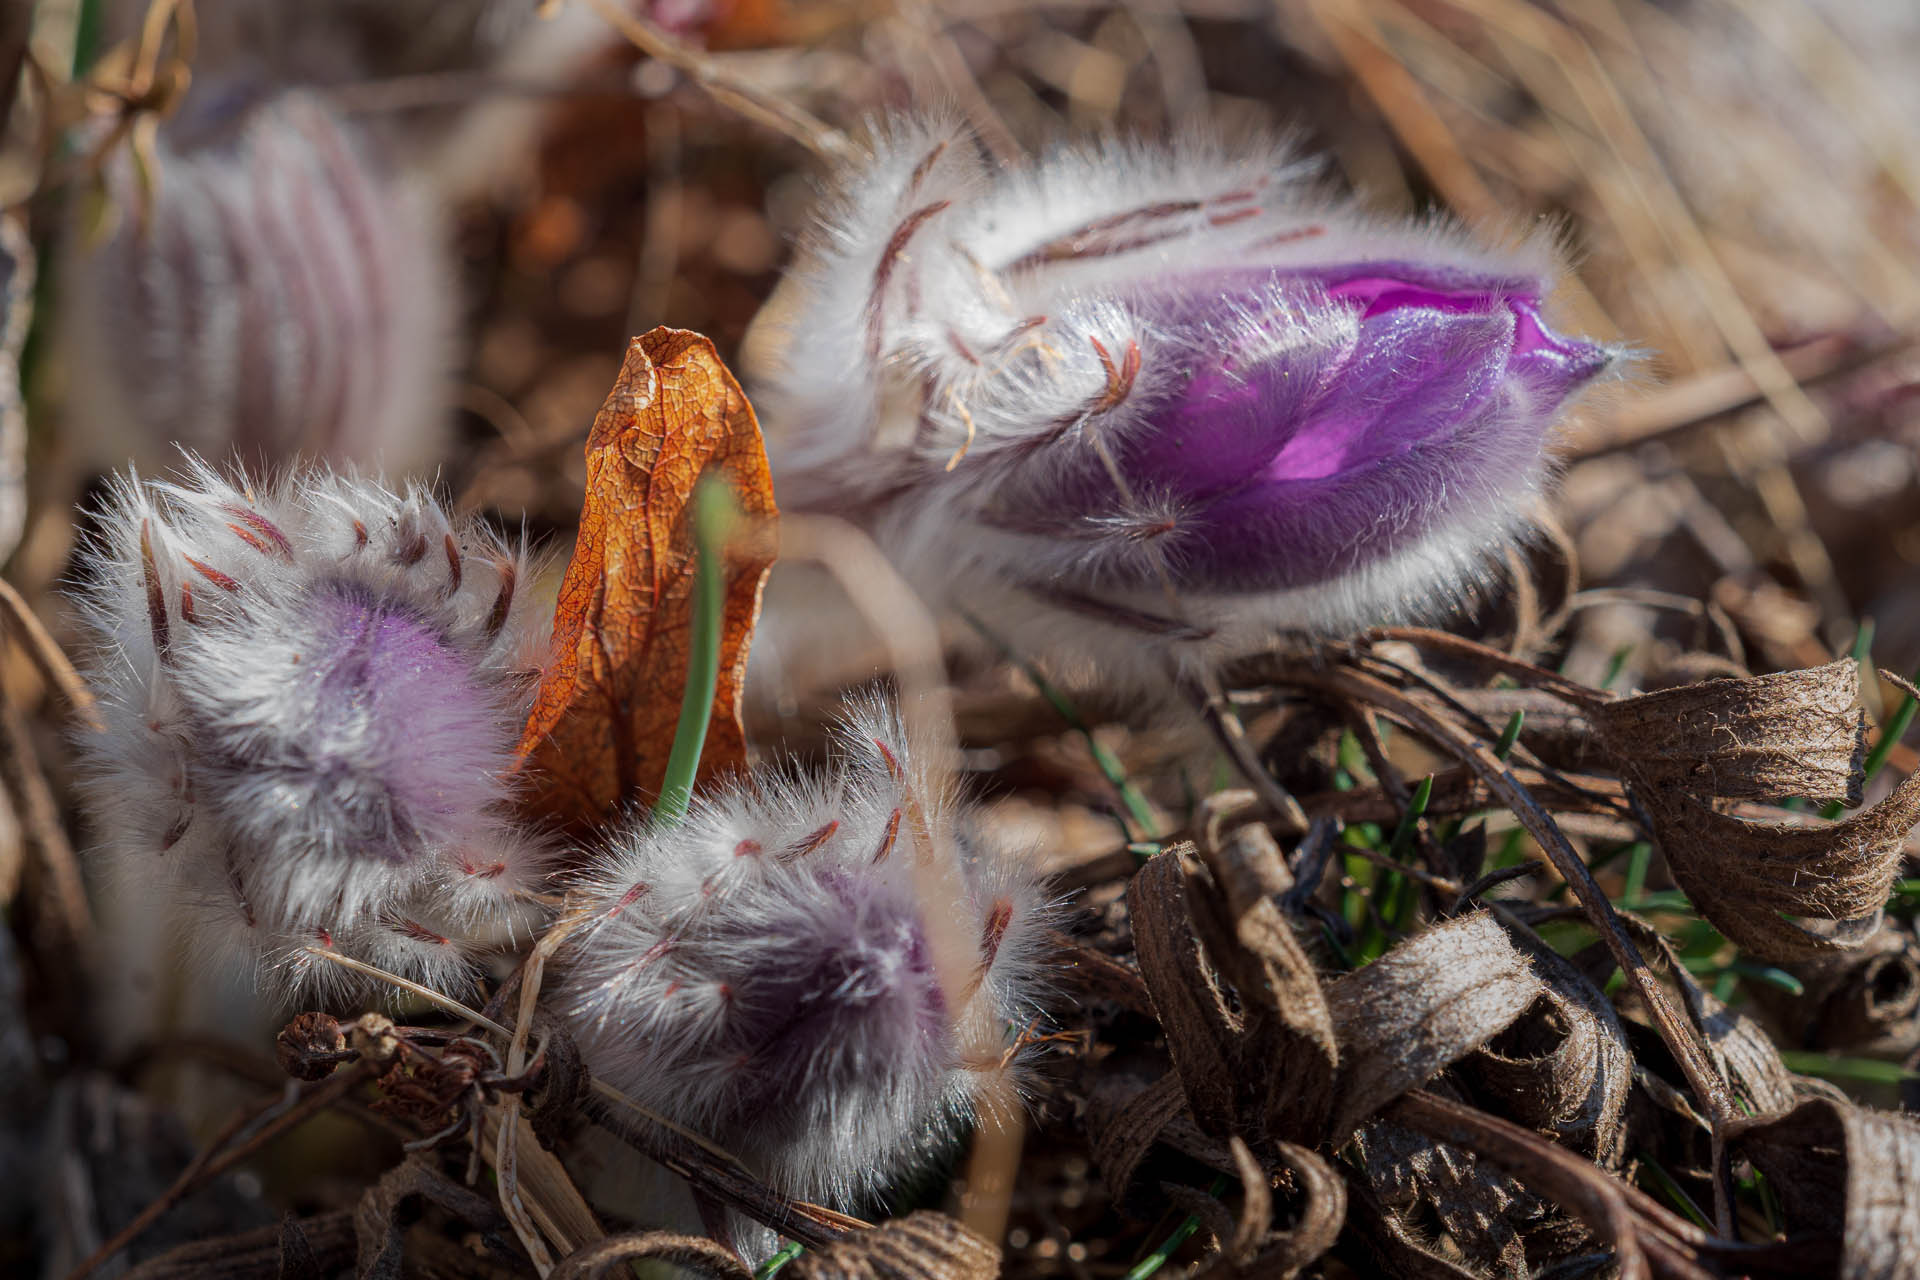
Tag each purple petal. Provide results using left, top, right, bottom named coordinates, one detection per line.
left=1011, top=265, right=1610, bottom=593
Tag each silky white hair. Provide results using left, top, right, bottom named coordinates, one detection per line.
left=747, top=115, right=1611, bottom=692
left=71, top=456, right=552, bottom=1001
left=554, top=696, right=1052, bottom=1239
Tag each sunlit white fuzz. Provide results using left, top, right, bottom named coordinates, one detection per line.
left=59, top=91, right=450, bottom=477
left=72, top=458, right=550, bottom=999
left=553, top=698, right=1050, bottom=1220
left=747, top=116, right=1618, bottom=687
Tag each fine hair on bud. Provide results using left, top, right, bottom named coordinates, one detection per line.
left=59, top=89, right=451, bottom=478
left=553, top=696, right=1051, bottom=1226
left=71, top=456, right=551, bottom=1000
left=746, top=115, right=1622, bottom=688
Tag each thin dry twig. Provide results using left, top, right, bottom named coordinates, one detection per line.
left=0, top=676, right=93, bottom=941
left=570, top=0, right=853, bottom=160
left=0, top=576, right=104, bottom=730
left=61, top=1063, right=376, bottom=1280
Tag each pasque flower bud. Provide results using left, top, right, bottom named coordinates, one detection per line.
left=747, top=117, right=1617, bottom=681
left=60, top=91, right=450, bottom=477
left=72, top=459, right=549, bottom=997
left=553, top=698, right=1049, bottom=1222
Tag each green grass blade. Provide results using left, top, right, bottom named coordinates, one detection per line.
left=653, top=476, right=731, bottom=826
left=1492, top=709, right=1524, bottom=761
left=963, top=611, right=1161, bottom=840
left=1124, top=1176, right=1229, bottom=1279
left=1779, top=1050, right=1920, bottom=1085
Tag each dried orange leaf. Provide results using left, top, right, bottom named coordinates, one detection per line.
left=516, top=329, right=776, bottom=831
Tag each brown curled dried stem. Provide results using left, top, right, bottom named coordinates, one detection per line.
left=551, top=1233, right=751, bottom=1280
left=1389, top=1090, right=1715, bottom=1280
left=1280, top=661, right=1738, bottom=1229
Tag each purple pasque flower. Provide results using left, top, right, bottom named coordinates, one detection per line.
left=747, top=116, right=1617, bottom=680
left=553, top=696, right=1049, bottom=1230
left=72, top=457, right=550, bottom=999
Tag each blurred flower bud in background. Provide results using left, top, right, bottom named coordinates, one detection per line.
left=58, top=91, right=452, bottom=478
left=747, top=118, right=1617, bottom=688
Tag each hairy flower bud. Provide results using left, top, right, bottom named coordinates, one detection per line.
left=553, top=698, right=1049, bottom=1223
left=60, top=91, right=450, bottom=477
left=747, top=117, right=1618, bottom=681
left=72, top=459, right=549, bottom=997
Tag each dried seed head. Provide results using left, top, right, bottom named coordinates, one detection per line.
left=748, top=116, right=1618, bottom=684
left=59, top=90, right=451, bottom=477
left=553, top=697, right=1051, bottom=1215
left=72, top=457, right=551, bottom=998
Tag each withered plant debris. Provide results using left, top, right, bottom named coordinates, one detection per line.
left=21, top=5, right=1920, bottom=1274
left=782, top=1212, right=1000, bottom=1280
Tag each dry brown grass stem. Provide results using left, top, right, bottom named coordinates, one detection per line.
left=0, top=576, right=104, bottom=730
left=61, top=1062, right=376, bottom=1280
left=571, top=0, right=854, bottom=160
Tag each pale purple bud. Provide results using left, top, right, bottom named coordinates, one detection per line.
left=71, top=458, right=550, bottom=999
left=747, top=117, right=1618, bottom=680
left=553, top=697, right=1050, bottom=1224
left=59, top=90, right=451, bottom=478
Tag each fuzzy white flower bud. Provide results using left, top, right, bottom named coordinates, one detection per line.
left=747, top=116, right=1616, bottom=686
left=553, top=697, right=1050, bottom=1222
left=72, top=458, right=550, bottom=998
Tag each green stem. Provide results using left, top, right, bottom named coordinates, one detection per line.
left=1124, top=1176, right=1230, bottom=1279
left=653, top=477, right=730, bottom=826
left=755, top=1242, right=804, bottom=1277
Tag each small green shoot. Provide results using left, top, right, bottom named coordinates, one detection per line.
left=1124, top=1175, right=1230, bottom=1280
left=1620, top=842, right=1652, bottom=906
left=1492, top=709, right=1524, bottom=761
left=1600, top=645, right=1633, bottom=691
left=1385, top=775, right=1434, bottom=863
left=1638, top=1155, right=1712, bottom=1231
left=756, top=1242, right=804, bottom=1278
left=1778, top=1051, right=1920, bottom=1086
left=654, top=477, right=732, bottom=826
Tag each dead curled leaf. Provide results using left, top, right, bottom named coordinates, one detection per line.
left=1738, top=1098, right=1920, bottom=1280
left=1182, top=1138, right=1345, bottom=1280
left=1589, top=659, right=1866, bottom=805
left=1324, top=911, right=1546, bottom=1146
left=1611, top=911, right=1799, bottom=1117
left=1466, top=931, right=1633, bottom=1168
left=1592, top=660, right=1917, bottom=962
left=353, top=1158, right=514, bottom=1280
left=1641, top=779, right=1919, bottom=961
left=784, top=1212, right=998, bottom=1280
left=1129, top=841, right=1552, bottom=1149
left=514, top=328, right=777, bottom=831
left=550, top=1233, right=751, bottom=1280
left=1350, top=1111, right=1546, bottom=1280
left=1764, top=925, right=1920, bottom=1054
